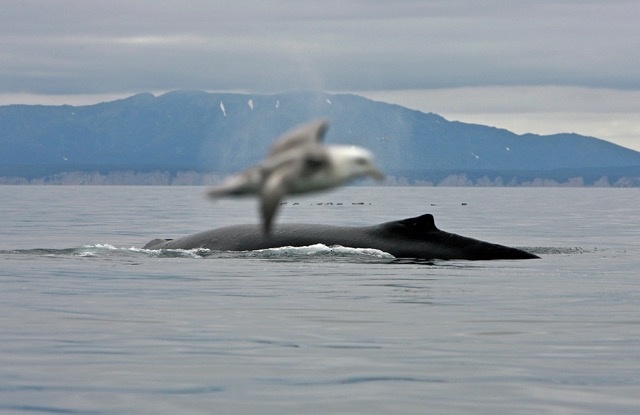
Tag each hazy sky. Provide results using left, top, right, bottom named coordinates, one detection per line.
left=2, top=0, right=639, bottom=150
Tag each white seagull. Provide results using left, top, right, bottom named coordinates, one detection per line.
left=207, top=119, right=384, bottom=234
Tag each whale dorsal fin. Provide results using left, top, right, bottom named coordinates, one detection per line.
left=397, top=214, right=439, bottom=232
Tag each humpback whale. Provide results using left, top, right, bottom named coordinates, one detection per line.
left=143, top=214, right=538, bottom=261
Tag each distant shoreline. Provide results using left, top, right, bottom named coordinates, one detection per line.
left=2, top=170, right=639, bottom=187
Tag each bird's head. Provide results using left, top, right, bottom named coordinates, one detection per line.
left=327, top=145, right=385, bottom=182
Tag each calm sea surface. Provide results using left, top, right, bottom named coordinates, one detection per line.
left=1, top=186, right=639, bottom=415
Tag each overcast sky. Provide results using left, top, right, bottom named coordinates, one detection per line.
left=2, top=0, right=639, bottom=150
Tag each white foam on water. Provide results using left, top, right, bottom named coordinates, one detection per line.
left=251, top=243, right=394, bottom=259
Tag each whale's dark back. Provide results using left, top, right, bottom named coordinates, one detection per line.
left=373, top=214, right=537, bottom=260
left=143, top=214, right=538, bottom=261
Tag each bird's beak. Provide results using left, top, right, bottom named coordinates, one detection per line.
left=368, top=165, right=385, bottom=181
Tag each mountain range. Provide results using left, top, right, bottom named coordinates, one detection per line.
left=2, top=90, right=640, bottom=186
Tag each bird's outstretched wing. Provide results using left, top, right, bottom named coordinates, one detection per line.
left=268, top=119, right=329, bottom=157
left=259, top=149, right=330, bottom=234
left=206, top=128, right=329, bottom=202
left=206, top=166, right=262, bottom=198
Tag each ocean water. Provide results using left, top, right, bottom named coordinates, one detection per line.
left=1, top=185, right=639, bottom=415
